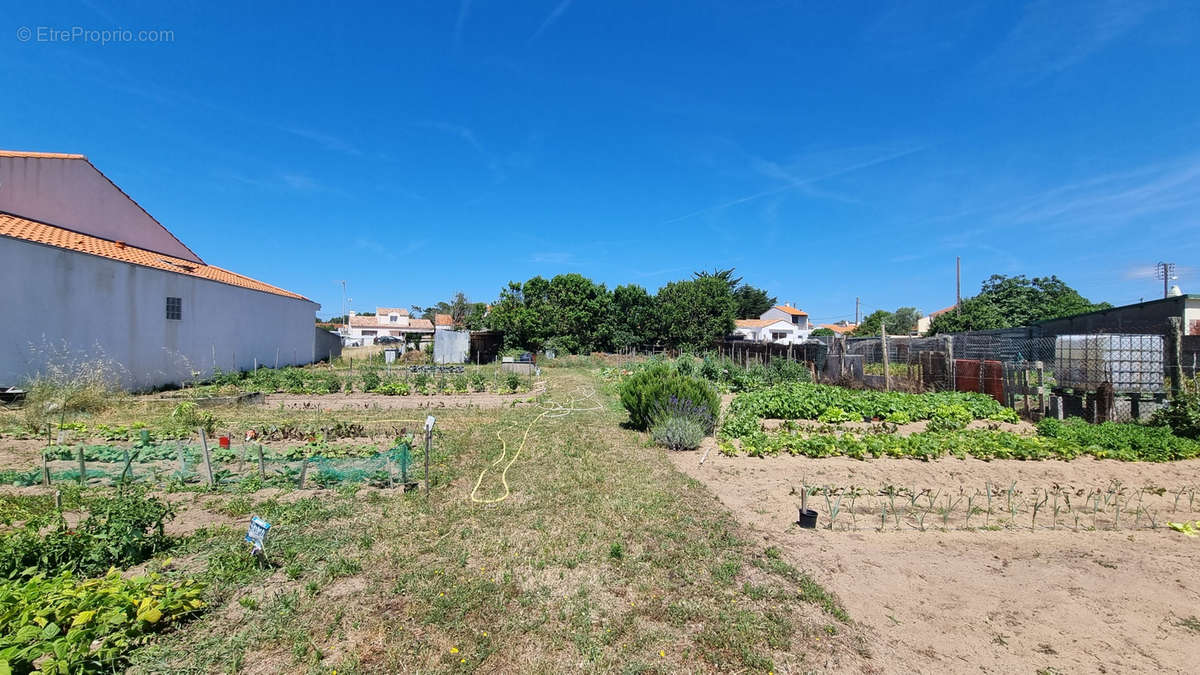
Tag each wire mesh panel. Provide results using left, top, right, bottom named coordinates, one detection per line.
left=1054, top=334, right=1165, bottom=393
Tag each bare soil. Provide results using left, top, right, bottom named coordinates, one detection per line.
left=670, top=449, right=1200, bottom=673
left=262, top=390, right=541, bottom=411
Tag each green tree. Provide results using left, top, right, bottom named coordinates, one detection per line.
left=927, top=275, right=1110, bottom=334
left=655, top=277, right=736, bottom=350
left=610, top=284, right=657, bottom=350
left=692, top=268, right=743, bottom=289
left=544, top=273, right=612, bottom=354
left=487, top=278, right=549, bottom=350
left=732, top=285, right=776, bottom=319
left=810, top=327, right=835, bottom=337
left=851, top=307, right=921, bottom=336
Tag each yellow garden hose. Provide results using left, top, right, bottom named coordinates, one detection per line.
left=469, top=388, right=601, bottom=504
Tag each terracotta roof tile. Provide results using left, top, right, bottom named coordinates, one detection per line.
left=435, top=313, right=453, bottom=326
left=0, top=150, right=87, bottom=160
left=929, top=305, right=957, bottom=318
left=376, top=307, right=409, bottom=316
left=772, top=305, right=808, bottom=316
left=0, top=212, right=310, bottom=302
left=736, top=318, right=792, bottom=328
left=819, top=323, right=857, bottom=334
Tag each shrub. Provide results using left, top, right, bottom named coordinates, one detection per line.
left=926, top=404, right=972, bottom=432
left=619, top=364, right=720, bottom=432
left=167, top=402, right=219, bottom=437
left=470, top=371, right=487, bottom=392
left=361, top=370, right=381, bottom=392
left=652, top=395, right=717, bottom=434
left=651, top=414, right=706, bottom=450
left=505, top=372, right=522, bottom=393
left=1152, top=391, right=1200, bottom=440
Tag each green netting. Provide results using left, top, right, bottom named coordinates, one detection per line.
left=6, top=441, right=422, bottom=489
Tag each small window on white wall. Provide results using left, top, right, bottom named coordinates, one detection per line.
left=166, top=297, right=182, bottom=320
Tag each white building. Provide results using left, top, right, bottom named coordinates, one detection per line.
left=0, top=150, right=323, bottom=390
left=733, top=304, right=813, bottom=344
left=343, top=307, right=433, bottom=346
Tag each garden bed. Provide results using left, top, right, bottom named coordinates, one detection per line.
left=670, top=449, right=1200, bottom=673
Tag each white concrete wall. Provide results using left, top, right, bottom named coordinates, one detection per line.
left=0, top=236, right=318, bottom=390
left=1186, top=298, right=1200, bottom=336
left=0, top=156, right=202, bottom=263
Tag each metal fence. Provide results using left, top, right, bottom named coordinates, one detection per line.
left=815, top=319, right=1196, bottom=422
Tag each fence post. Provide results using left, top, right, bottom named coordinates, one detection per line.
left=1036, top=361, right=1045, bottom=416
left=257, top=445, right=266, bottom=478
left=198, top=429, right=215, bottom=487
left=77, top=446, right=86, bottom=486
left=1022, top=369, right=1031, bottom=419
left=944, top=336, right=954, bottom=390
left=1168, top=317, right=1184, bottom=396
left=881, top=323, right=890, bottom=391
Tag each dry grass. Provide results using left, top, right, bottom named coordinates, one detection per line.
left=110, top=366, right=866, bottom=673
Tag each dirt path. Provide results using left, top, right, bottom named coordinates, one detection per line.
left=671, top=449, right=1200, bottom=673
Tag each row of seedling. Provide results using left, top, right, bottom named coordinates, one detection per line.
left=796, top=480, right=1200, bottom=532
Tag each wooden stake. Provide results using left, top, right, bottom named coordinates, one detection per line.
left=42, top=453, right=51, bottom=486
left=77, top=446, right=86, bottom=485
left=1036, top=361, right=1046, bottom=416
left=298, top=460, right=309, bottom=489
left=257, top=445, right=266, bottom=478
left=199, top=428, right=215, bottom=487
left=424, top=427, right=432, bottom=497
left=881, top=323, right=890, bottom=391
left=121, top=449, right=133, bottom=483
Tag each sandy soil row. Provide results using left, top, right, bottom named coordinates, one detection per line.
left=670, top=448, right=1200, bottom=673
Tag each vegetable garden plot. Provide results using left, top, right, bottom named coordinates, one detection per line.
left=4, top=439, right=427, bottom=489
left=782, top=482, right=1200, bottom=532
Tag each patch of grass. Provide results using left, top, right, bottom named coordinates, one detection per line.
left=1178, top=615, right=1200, bottom=633
left=60, top=365, right=857, bottom=672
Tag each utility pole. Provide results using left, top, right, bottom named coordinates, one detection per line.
left=955, top=256, right=961, bottom=313
left=855, top=297, right=860, bottom=326
left=336, top=280, right=348, bottom=333
left=1155, top=262, right=1176, bottom=299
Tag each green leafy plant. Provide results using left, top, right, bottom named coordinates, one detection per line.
left=0, top=570, right=205, bottom=673
left=0, top=488, right=175, bottom=579
left=926, top=404, right=972, bottom=432
left=816, top=407, right=857, bottom=423
left=1152, top=390, right=1200, bottom=440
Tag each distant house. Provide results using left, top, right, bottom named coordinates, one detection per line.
left=733, top=304, right=813, bottom=344
left=434, top=313, right=454, bottom=330
left=760, top=304, right=811, bottom=332
left=818, top=321, right=858, bottom=335
left=344, top=307, right=433, bottom=346
left=916, top=305, right=957, bottom=335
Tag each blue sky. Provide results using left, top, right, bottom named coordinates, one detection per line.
left=3, top=1, right=1199, bottom=325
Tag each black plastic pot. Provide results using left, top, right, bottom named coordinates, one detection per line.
left=797, top=508, right=819, bottom=529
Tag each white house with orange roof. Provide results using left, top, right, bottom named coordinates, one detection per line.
left=733, top=303, right=813, bottom=344
left=343, top=307, right=433, bottom=346
left=0, top=150, right=325, bottom=389
left=916, top=305, right=957, bottom=335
